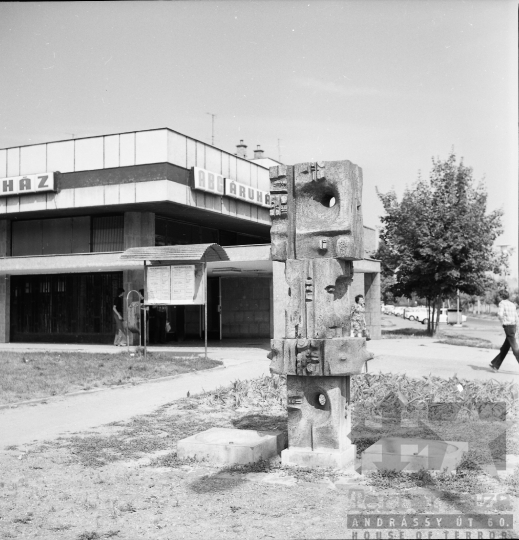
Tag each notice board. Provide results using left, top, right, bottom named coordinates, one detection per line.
left=146, top=263, right=205, bottom=305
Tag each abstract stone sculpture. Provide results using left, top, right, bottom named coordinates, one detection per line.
left=269, top=160, right=371, bottom=470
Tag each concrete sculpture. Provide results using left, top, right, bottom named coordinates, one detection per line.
left=269, top=161, right=371, bottom=469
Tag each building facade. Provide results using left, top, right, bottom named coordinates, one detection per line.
left=0, top=128, right=380, bottom=344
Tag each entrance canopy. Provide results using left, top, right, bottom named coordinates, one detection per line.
left=120, top=243, right=229, bottom=263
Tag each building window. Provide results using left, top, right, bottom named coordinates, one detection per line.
left=155, top=216, right=219, bottom=246
left=91, top=216, right=124, bottom=252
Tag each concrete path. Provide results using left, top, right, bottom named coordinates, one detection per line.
left=0, top=353, right=270, bottom=449
left=366, top=338, right=519, bottom=382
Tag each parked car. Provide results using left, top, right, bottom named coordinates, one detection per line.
left=382, top=304, right=395, bottom=314
left=404, top=307, right=425, bottom=321
left=418, top=308, right=467, bottom=325
left=393, top=306, right=405, bottom=317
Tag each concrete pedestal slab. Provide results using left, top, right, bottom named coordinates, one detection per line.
left=177, top=427, right=286, bottom=465
left=281, top=445, right=356, bottom=470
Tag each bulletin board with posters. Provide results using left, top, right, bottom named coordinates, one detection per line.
left=145, top=263, right=206, bottom=305
left=143, top=262, right=209, bottom=361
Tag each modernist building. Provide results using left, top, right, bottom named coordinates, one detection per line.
left=0, top=128, right=380, bottom=344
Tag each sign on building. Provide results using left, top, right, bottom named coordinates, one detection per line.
left=224, top=178, right=270, bottom=208
left=0, top=172, right=55, bottom=197
left=193, top=167, right=225, bottom=196
left=191, top=167, right=270, bottom=208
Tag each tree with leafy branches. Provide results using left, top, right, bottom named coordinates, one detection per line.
left=376, top=152, right=505, bottom=335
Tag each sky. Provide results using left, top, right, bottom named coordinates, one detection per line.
left=0, top=1, right=517, bottom=274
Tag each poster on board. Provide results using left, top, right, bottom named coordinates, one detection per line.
left=146, top=266, right=171, bottom=304
left=146, top=264, right=205, bottom=305
left=170, top=265, right=195, bottom=303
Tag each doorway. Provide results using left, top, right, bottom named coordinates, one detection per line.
left=206, top=276, right=221, bottom=340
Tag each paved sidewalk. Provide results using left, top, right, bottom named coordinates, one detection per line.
left=367, top=338, right=519, bottom=382
left=0, top=352, right=270, bottom=449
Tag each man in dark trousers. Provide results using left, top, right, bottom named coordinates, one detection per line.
left=112, top=287, right=126, bottom=347
left=490, top=290, right=519, bottom=372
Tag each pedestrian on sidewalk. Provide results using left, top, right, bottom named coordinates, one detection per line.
left=113, top=287, right=127, bottom=347
left=489, top=290, right=519, bottom=372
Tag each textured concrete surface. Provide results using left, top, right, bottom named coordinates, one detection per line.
left=177, top=427, right=285, bottom=465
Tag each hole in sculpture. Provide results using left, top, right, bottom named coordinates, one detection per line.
left=320, top=193, right=337, bottom=208
left=317, top=393, right=327, bottom=408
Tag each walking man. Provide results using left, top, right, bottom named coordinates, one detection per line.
left=490, top=290, right=519, bottom=372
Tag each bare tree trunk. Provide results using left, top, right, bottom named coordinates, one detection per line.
left=426, top=296, right=441, bottom=336
left=432, top=297, right=442, bottom=336
left=426, top=297, right=434, bottom=336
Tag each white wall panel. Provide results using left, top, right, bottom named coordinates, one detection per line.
left=136, top=180, right=168, bottom=202
left=186, top=138, right=196, bottom=170
left=167, top=181, right=188, bottom=205
left=74, top=186, right=104, bottom=207
left=20, top=145, right=46, bottom=175
left=51, top=189, right=75, bottom=210
left=119, top=182, right=136, bottom=204
left=104, top=135, right=120, bottom=168
left=221, top=152, right=230, bottom=179
left=7, top=148, right=20, bottom=177
left=135, top=130, right=167, bottom=165
left=205, top=145, right=222, bottom=174
left=6, top=197, right=20, bottom=214
left=0, top=150, right=7, bottom=178
left=228, top=155, right=237, bottom=181
left=195, top=141, right=205, bottom=168
left=19, top=193, right=47, bottom=212
left=75, top=137, right=104, bottom=171
left=237, top=159, right=251, bottom=186
left=167, top=131, right=187, bottom=168
left=120, top=133, right=135, bottom=167
left=47, top=141, right=74, bottom=173
left=104, top=184, right=120, bottom=205
left=257, top=167, right=270, bottom=192
left=251, top=164, right=258, bottom=189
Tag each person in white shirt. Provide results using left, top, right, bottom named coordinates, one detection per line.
left=489, top=290, right=519, bottom=372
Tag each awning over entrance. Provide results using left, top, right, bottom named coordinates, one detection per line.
left=119, top=243, right=229, bottom=263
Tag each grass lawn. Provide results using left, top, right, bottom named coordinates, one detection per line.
left=1, top=374, right=518, bottom=539
left=0, top=351, right=222, bottom=405
left=382, top=327, right=498, bottom=349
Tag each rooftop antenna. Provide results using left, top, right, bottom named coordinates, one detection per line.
left=206, top=113, right=216, bottom=146
left=277, top=139, right=282, bottom=162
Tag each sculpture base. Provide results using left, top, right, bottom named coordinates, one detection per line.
left=178, top=428, right=286, bottom=465
left=281, top=445, right=356, bottom=470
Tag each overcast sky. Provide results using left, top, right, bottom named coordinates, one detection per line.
left=0, top=1, right=517, bottom=273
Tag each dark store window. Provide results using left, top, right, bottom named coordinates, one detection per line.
left=11, top=272, right=123, bottom=343
left=91, top=216, right=124, bottom=252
